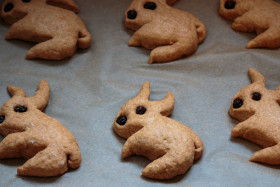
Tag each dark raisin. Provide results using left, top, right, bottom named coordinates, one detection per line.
left=116, top=116, right=127, bottom=126
left=0, top=116, right=5, bottom=123
left=224, top=1, right=236, bottom=9
left=144, top=2, right=157, bottom=10
left=252, top=92, right=261, bottom=101
left=22, top=0, right=31, bottom=3
left=136, top=106, right=146, bottom=115
left=127, top=10, right=137, bottom=19
left=4, top=3, right=14, bottom=12
left=233, top=98, right=243, bottom=109
left=14, top=106, right=28, bottom=113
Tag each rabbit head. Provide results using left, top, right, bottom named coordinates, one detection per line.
left=228, top=68, right=280, bottom=121
left=219, top=0, right=254, bottom=21
left=1, top=0, right=33, bottom=24
left=125, top=0, right=177, bottom=30
left=1, top=0, right=78, bottom=24
left=0, top=80, right=50, bottom=136
left=113, top=82, right=175, bottom=139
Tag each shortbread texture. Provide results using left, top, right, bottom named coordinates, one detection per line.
left=229, top=68, right=280, bottom=165
left=0, top=80, right=81, bottom=176
left=220, top=0, right=280, bottom=49
left=113, top=82, right=203, bottom=179
left=1, top=0, right=92, bottom=60
left=125, top=0, right=206, bottom=64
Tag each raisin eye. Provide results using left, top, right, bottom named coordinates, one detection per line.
left=233, top=98, right=243, bottom=109
left=127, top=10, right=137, bottom=19
left=22, top=0, right=31, bottom=3
left=116, top=116, right=127, bottom=126
left=252, top=92, right=261, bottom=101
left=0, top=116, right=5, bottom=123
left=4, top=3, right=14, bottom=12
left=144, top=2, right=157, bottom=10
left=136, top=106, right=146, bottom=115
left=224, top=1, right=236, bottom=9
left=14, top=106, right=28, bottom=113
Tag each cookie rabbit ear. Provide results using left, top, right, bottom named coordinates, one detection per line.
left=46, top=0, right=79, bottom=12
left=248, top=68, right=265, bottom=87
left=136, top=82, right=150, bottom=100
left=7, top=85, right=26, bottom=97
left=30, top=80, right=50, bottom=111
left=155, top=92, right=175, bottom=116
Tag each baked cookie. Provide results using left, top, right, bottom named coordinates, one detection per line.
left=125, top=0, right=206, bottom=64
left=1, top=0, right=92, bottom=60
left=229, top=68, right=280, bottom=165
left=220, top=0, right=280, bottom=49
left=0, top=80, right=81, bottom=176
left=113, top=82, right=203, bottom=179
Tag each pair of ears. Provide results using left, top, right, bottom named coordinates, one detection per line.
left=249, top=68, right=280, bottom=90
left=134, top=82, right=175, bottom=116
left=7, top=80, right=50, bottom=111
left=245, top=69, right=280, bottom=101
left=46, top=0, right=177, bottom=12
left=5, top=0, right=176, bottom=13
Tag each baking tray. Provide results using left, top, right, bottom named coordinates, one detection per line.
left=0, top=0, right=280, bottom=186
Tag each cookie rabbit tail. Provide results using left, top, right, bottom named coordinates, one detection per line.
left=67, top=146, right=82, bottom=169
left=78, top=29, right=92, bottom=49
left=149, top=40, right=197, bottom=64
left=250, top=144, right=280, bottom=165
left=191, top=131, right=204, bottom=160
left=142, top=142, right=195, bottom=179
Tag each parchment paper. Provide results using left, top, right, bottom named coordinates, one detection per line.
left=0, top=0, right=280, bottom=186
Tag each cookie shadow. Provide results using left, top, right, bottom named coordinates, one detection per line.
left=17, top=175, right=60, bottom=183
left=140, top=165, right=189, bottom=184
left=2, top=39, right=91, bottom=67
left=121, top=155, right=188, bottom=183
left=0, top=158, right=80, bottom=183
left=0, top=159, right=60, bottom=183
left=28, top=57, right=71, bottom=67
left=30, top=46, right=92, bottom=66
left=0, top=158, right=26, bottom=167
left=111, top=126, right=126, bottom=145
left=230, top=137, right=280, bottom=170
left=123, top=26, right=151, bottom=60
left=17, top=167, right=80, bottom=183
left=229, top=119, right=280, bottom=170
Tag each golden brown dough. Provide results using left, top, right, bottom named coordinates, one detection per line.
left=229, top=68, right=280, bottom=165
left=113, top=82, right=203, bottom=179
left=220, top=0, right=280, bottom=49
left=1, top=0, right=92, bottom=60
left=0, top=80, right=81, bottom=177
left=125, top=0, right=206, bottom=64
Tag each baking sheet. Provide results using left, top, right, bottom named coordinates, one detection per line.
left=0, top=0, right=280, bottom=186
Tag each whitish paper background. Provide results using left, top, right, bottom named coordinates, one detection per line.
left=0, top=0, right=280, bottom=186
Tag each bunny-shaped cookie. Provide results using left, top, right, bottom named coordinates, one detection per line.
left=0, top=80, right=81, bottom=176
left=125, top=0, right=206, bottom=64
left=1, top=0, right=92, bottom=60
left=113, top=82, right=203, bottom=179
left=220, top=0, right=280, bottom=49
left=229, top=68, right=280, bottom=165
